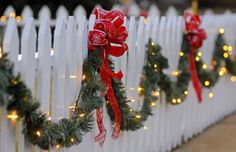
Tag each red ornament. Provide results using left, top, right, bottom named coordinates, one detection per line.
left=88, top=8, right=128, bottom=146
left=184, top=11, right=207, bottom=103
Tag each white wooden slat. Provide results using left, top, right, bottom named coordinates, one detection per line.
left=129, top=3, right=140, bottom=17
left=37, top=18, right=51, bottom=113
left=51, top=17, right=67, bottom=121
left=166, top=6, right=178, bottom=17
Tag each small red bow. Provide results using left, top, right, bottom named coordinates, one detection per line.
left=88, top=8, right=128, bottom=147
left=184, top=11, right=207, bottom=103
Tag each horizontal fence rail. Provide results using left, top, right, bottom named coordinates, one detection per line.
left=0, top=10, right=236, bottom=152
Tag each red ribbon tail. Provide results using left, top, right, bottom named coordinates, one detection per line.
left=95, top=108, right=107, bottom=147
left=189, top=51, right=202, bottom=103
left=107, top=84, right=122, bottom=139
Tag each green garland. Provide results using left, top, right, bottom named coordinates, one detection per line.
left=0, top=49, right=104, bottom=149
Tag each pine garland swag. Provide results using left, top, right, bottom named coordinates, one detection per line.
left=0, top=49, right=104, bottom=149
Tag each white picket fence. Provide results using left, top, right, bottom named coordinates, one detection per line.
left=1, top=8, right=236, bottom=152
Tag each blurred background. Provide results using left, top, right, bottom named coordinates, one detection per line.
left=1, top=0, right=236, bottom=18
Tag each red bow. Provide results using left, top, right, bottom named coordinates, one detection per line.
left=88, top=8, right=128, bottom=146
left=184, top=11, right=206, bottom=103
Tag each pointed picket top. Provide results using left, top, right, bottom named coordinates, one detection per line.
left=129, top=2, right=140, bottom=16
left=74, top=5, right=86, bottom=18
left=3, top=18, right=19, bottom=63
left=3, top=5, right=16, bottom=17
left=78, top=15, right=87, bottom=60
left=21, top=18, right=37, bottom=92
left=38, top=5, right=51, bottom=20
left=111, top=4, right=122, bottom=11
left=166, top=6, right=178, bottom=17
left=224, top=9, right=233, bottom=15
left=148, top=5, right=160, bottom=17
left=21, top=5, right=33, bottom=21
left=56, top=5, right=69, bottom=21
left=37, top=17, right=51, bottom=112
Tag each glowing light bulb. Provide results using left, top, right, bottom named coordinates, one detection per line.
left=197, top=52, right=202, bottom=57
left=150, top=102, right=157, bottom=107
left=135, top=114, right=141, bottom=119
left=36, top=131, right=41, bottom=137
left=219, top=70, right=224, bottom=76
left=171, top=70, right=179, bottom=77
left=177, top=98, right=182, bottom=103
left=152, top=91, right=160, bottom=97
left=204, top=80, right=210, bottom=87
left=195, top=56, right=200, bottom=62
left=184, top=90, right=188, bottom=95
left=151, top=42, right=155, bottom=46
left=9, top=12, right=16, bottom=18
left=230, top=76, right=236, bottom=82
left=143, top=126, right=148, bottom=130
left=154, top=64, right=158, bottom=69
left=70, top=138, right=75, bottom=143
left=179, top=51, right=184, bottom=57
left=7, top=111, right=18, bottom=122
left=172, top=98, right=177, bottom=104
left=223, top=45, right=228, bottom=51
left=16, top=16, right=22, bottom=22
left=138, top=87, right=143, bottom=94
left=223, top=52, right=229, bottom=58
left=0, top=16, right=6, bottom=22
left=79, top=113, right=85, bottom=118
left=228, top=46, right=233, bottom=52
left=208, top=91, right=214, bottom=98
left=0, top=47, right=2, bottom=58
left=219, top=28, right=225, bottom=34
left=202, top=64, right=207, bottom=70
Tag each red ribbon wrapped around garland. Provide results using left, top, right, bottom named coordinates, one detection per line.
left=184, top=11, right=206, bottom=103
left=88, top=8, right=128, bottom=146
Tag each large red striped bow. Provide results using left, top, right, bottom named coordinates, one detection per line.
left=184, top=11, right=206, bottom=103
left=88, top=8, right=128, bottom=147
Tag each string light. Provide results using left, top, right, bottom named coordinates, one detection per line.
left=130, top=87, right=135, bottom=91
left=152, top=91, right=160, bottom=97
left=131, top=99, right=136, bottom=102
left=70, top=75, right=77, bottom=79
left=138, top=86, right=143, bottom=94
left=223, top=45, right=228, bottom=51
left=219, top=28, right=225, bottom=34
left=195, top=56, right=200, bottom=62
left=135, top=114, right=141, bottom=119
left=70, top=138, right=75, bottom=143
left=129, top=109, right=133, bottom=112
left=208, top=91, right=214, bottom=98
left=69, top=105, right=76, bottom=112
left=219, top=70, right=224, bottom=76
left=172, top=98, right=177, bottom=104
left=50, top=48, right=54, bottom=56
left=9, top=12, right=16, bottom=18
left=153, top=64, right=158, bottom=69
left=143, top=126, right=148, bottom=130
left=55, top=144, right=60, bottom=150
left=151, top=42, right=155, bottom=46
left=204, top=80, right=210, bottom=87
left=228, top=46, right=233, bottom=52
left=202, top=64, right=207, bottom=70
left=36, top=131, right=41, bottom=137
left=144, top=18, right=147, bottom=24
left=0, top=47, right=2, bottom=58
left=11, top=79, right=18, bottom=85
left=171, top=70, right=179, bottom=77
left=150, top=102, right=157, bottom=107
left=82, top=74, right=86, bottom=80
left=230, top=76, right=236, bottom=82
left=197, top=52, right=202, bottom=57
left=184, top=90, right=188, bottom=95
left=79, top=113, right=85, bottom=118
left=7, top=111, right=18, bottom=122
left=221, top=67, right=227, bottom=73
left=179, top=51, right=184, bottom=57
left=223, top=52, right=229, bottom=58
left=177, top=98, right=182, bottom=104
left=0, top=16, right=6, bottom=22
left=212, top=60, right=217, bottom=66
left=16, top=16, right=22, bottom=22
